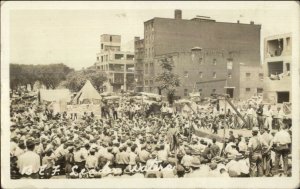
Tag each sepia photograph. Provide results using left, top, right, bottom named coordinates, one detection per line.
left=1, top=1, right=299, bottom=188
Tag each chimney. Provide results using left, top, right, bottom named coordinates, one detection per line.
left=250, top=21, right=254, bottom=24
left=175, top=9, right=182, bottom=19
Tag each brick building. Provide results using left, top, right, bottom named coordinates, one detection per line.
left=135, top=10, right=263, bottom=100
left=94, top=34, right=135, bottom=92
left=263, top=33, right=292, bottom=103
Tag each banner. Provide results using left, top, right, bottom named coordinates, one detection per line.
left=67, top=104, right=101, bottom=116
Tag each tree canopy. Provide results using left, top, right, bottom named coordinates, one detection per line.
left=10, top=63, right=74, bottom=90
left=60, top=69, right=107, bottom=92
left=155, top=56, right=180, bottom=104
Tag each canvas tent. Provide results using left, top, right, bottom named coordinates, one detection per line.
left=39, top=89, right=71, bottom=102
left=72, top=80, right=102, bottom=104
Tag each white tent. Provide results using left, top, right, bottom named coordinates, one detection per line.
left=39, top=89, right=71, bottom=102
left=73, top=80, right=102, bottom=104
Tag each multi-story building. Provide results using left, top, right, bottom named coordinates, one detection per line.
left=137, top=9, right=263, bottom=100
left=134, top=37, right=144, bottom=92
left=94, top=34, right=135, bottom=93
left=153, top=48, right=263, bottom=99
left=263, top=33, right=292, bottom=103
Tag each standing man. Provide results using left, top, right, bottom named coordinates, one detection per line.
left=274, top=106, right=285, bottom=130
left=248, top=127, right=263, bottom=177
left=259, top=127, right=273, bottom=177
left=256, top=104, right=264, bottom=130
left=246, top=105, right=254, bottom=130
left=264, top=105, right=273, bottom=131
left=17, top=139, right=41, bottom=179
left=272, top=122, right=291, bottom=176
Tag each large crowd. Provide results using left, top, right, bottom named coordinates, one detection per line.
left=10, top=89, right=292, bottom=179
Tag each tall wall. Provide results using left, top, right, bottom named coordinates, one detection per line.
left=152, top=18, right=261, bottom=67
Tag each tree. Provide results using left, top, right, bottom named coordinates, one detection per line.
left=10, top=63, right=74, bottom=90
left=61, top=69, right=107, bottom=92
left=155, top=56, right=180, bottom=104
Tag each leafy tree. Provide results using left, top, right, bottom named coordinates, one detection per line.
left=10, top=63, right=74, bottom=90
left=155, top=56, right=180, bottom=104
left=61, top=69, right=107, bottom=92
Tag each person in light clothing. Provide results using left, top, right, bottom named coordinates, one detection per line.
left=248, top=127, right=263, bottom=177
left=17, top=140, right=40, bottom=179
left=272, top=123, right=291, bottom=176
left=259, top=127, right=273, bottom=176
left=85, top=148, right=98, bottom=170
left=264, top=105, right=273, bottom=131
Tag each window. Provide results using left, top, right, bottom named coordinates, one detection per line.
left=246, top=88, right=251, bottom=92
left=286, top=63, right=290, bottom=72
left=198, top=89, right=202, bottom=92
left=145, top=63, right=148, bottom=74
left=115, top=54, right=124, bottom=60
left=228, top=73, right=232, bottom=78
left=101, top=56, right=103, bottom=62
left=145, top=80, right=148, bottom=85
left=286, top=37, right=290, bottom=49
left=184, top=71, right=189, bottom=78
left=259, top=73, right=264, bottom=80
left=101, top=44, right=103, bottom=49
left=199, top=57, right=203, bottom=64
left=110, top=36, right=112, bottom=42
left=227, top=59, right=233, bottom=70
left=246, top=73, right=251, bottom=77
left=213, top=72, right=216, bottom=78
left=199, top=72, right=203, bottom=78
left=97, top=57, right=99, bottom=61
left=212, top=89, right=216, bottom=93
left=257, top=88, right=263, bottom=93
left=150, top=80, right=153, bottom=85
left=184, top=89, right=188, bottom=96
left=213, top=58, right=217, bottom=65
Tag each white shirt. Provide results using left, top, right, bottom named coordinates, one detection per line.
left=238, top=159, right=249, bottom=174
left=273, top=130, right=291, bottom=145
left=17, top=151, right=40, bottom=174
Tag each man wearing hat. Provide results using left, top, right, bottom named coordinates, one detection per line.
left=247, top=127, right=263, bottom=177
left=259, top=126, right=273, bottom=176
left=17, top=139, right=40, bottom=179
left=272, top=122, right=291, bottom=176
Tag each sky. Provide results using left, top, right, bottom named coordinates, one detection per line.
left=7, top=1, right=298, bottom=70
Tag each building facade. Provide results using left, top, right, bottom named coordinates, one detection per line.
left=94, top=34, right=135, bottom=93
left=136, top=10, right=263, bottom=100
left=153, top=49, right=263, bottom=99
left=263, top=33, right=292, bottom=103
left=134, top=37, right=144, bottom=92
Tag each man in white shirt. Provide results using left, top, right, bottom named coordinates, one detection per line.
left=272, top=123, right=291, bottom=176
left=17, top=140, right=40, bottom=179
left=259, top=127, right=273, bottom=176
left=264, top=105, right=273, bottom=131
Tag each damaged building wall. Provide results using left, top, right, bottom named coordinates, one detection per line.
left=263, top=33, right=292, bottom=104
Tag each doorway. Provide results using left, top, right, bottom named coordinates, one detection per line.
left=277, top=92, right=289, bottom=103
left=226, top=88, right=234, bottom=98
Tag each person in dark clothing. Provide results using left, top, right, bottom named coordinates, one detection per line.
left=210, top=138, right=221, bottom=158
left=228, top=131, right=235, bottom=143
left=256, top=104, right=264, bottom=130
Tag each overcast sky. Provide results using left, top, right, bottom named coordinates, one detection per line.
left=8, top=1, right=298, bottom=70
